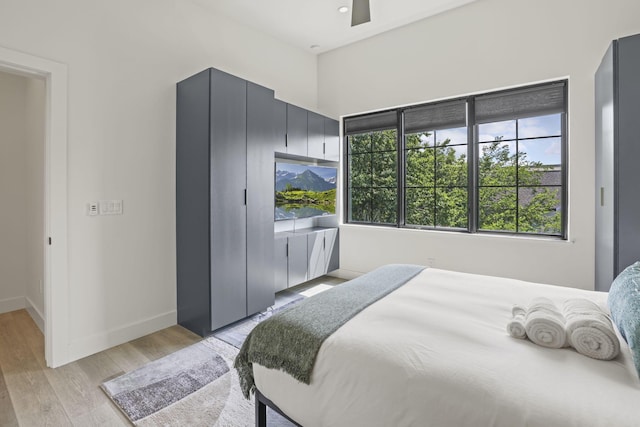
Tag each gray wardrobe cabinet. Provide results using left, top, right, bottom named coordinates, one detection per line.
left=176, top=68, right=275, bottom=336
left=595, top=33, right=640, bottom=292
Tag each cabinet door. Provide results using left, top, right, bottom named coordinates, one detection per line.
left=616, top=35, right=640, bottom=279
left=307, top=111, right=325, bottom=159
left=274, top=236, right=288, bottom=293
left=273, top=99, right=287, bottom=153
left=324, top=117, right=340, bottom=161
left=288, top=234, right=308, bottom=287
left=246, top=82, right=276, bottom=314
left=286, top=104, right=308, bottom=156
left=209, top=69, right=248, bottom=331
left=176, top=70, right=212, bottom=336
left=324, top=228, right=339, bottom=273
left=307, top=231, right=326, bottom=280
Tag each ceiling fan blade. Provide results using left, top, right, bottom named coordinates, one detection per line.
left=351, top=0, right=371, bottom=27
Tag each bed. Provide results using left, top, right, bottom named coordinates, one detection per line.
left=236, top=265, right=640, bottom=427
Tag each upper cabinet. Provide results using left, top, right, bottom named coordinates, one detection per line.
left=324, top=117, right=340, bottom=162
left=286, top=104, right=308, bottom=156
left=274, top=100, right=340, bottom=161
left=307, top=111, right=325, bottom=159
left=273, top=99, right=287, bottom=153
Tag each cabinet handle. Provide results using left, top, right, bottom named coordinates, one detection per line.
left=285, top=133, right=288, bottom=148
left=323, top=142, right=326, bottom=155
left=244, top=189, right=247, bottom=205
left=600, top=187, right=604, bottom=207
left=286, top=242, right=289, bottom=257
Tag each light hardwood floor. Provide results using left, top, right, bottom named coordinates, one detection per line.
left=0, top=309, right=201, bottom=426
left=0, top=276, right=346, bottom=426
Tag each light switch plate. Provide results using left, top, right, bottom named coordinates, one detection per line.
left=99, top=200, right=123, bottom=215
left=88, top=202, right=99, bottom=216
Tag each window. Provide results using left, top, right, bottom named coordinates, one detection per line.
left=346, top=111, right=398, bottom=224
left=344, top=81, right=567, bottom=238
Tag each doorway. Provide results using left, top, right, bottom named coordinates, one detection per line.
left=0, top=46, right=69, bottom=367
left=0, top=70, right=45, bottom=334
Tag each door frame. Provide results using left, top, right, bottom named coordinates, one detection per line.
left=0, top=45, right=69, bottom=367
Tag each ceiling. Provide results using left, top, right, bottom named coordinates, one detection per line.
left=197, top=0, right=478, bottom=54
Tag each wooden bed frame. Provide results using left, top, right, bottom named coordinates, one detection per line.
left=255, top=388, right=302, bottom=427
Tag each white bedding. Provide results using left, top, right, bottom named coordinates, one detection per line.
left=253, top=268, right=640, bottom=427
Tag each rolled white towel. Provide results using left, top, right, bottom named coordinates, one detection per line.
left=524, top=297, right=567, bottom=349
left=507, top=305, right=527, bottom=339
left=562, top=298, right=620, bottom=360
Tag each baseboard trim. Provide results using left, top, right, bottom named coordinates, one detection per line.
left=0, top=296, right=26, bottom=315
left=68, top=310, right=177, bottom=364
left=25, top=297, right=45, bottom=333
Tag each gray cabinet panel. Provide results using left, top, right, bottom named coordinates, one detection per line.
left=274, top=99, right=287, bottom=153
left=286, top=104, right=308, bottom=156
left=176, top=70, right=211, bottom=336
left=307, top=231, right=325, bottom=280
left=307, top=111, right=325, bottom=159
left=324, top=228, right=339, bottom=273
left=246, top=82, right=276, bottom=314
left=288, top=234, right=308, bottom=287
left=274, top=236, right=288, bottom=293
left=595, top=33, right=640, bottom=291
left=616, top=35, right=640, bottom=277
left=209, top=69, right=248, bottom=331
left=324, top=117, right=340, bottom=161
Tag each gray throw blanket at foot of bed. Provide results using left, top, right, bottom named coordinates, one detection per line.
left=234, top=264, right=426, bottom=398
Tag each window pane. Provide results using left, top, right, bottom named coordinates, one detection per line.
left=406, top=148, right=434, bottom=187
left=478, top=142, right=517, bottom=186
left=435, top=187, right=467, bottom=228
left=372, top=152, right=397, bottom=187
left=478, top=120, right=516, bottom=142
left=519, top=137, right=561, bottom=166
left=436, top=146, right=467, bottom=186
left=406, top=132, right=434, bottom=149
left=406, top=187, right=434, bottom=226
left=349, top=188, right=371, bottom=222
left=348, top=153, right=372, bottom=188
left=372, top=129, right=397, bottom=151
left=478, top=187, right=517, bottom=232
left=518, top=187, right=561, bottom=235
left=348, top=133, right=371, bottom=154
left=371, top=188, right=397, bottom=224
left=519, top=164, right=562, bottom=187
left=518, top=114, right=561, bottom=139
left=435, top=127, right=467, bottom=146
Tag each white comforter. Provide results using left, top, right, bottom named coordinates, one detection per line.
left=253, top=268, right=640, bottom=427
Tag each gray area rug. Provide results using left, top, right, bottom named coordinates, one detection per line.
left=213, top=296, right=304, bottom=349
left=101, top=300, right=304, bottom=426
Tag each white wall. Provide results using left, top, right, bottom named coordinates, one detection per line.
left=0, top=72, right=28, bottom=313
left=318, top=0, right=640, bottom=289
left=0, top=0, right=318, bottom=363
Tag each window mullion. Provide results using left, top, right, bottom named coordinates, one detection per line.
left=515, top=119, right=520, bottom=233
left=397, top=110, right=405, bottom=228
left=467, top=97, right=478, bottom=233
